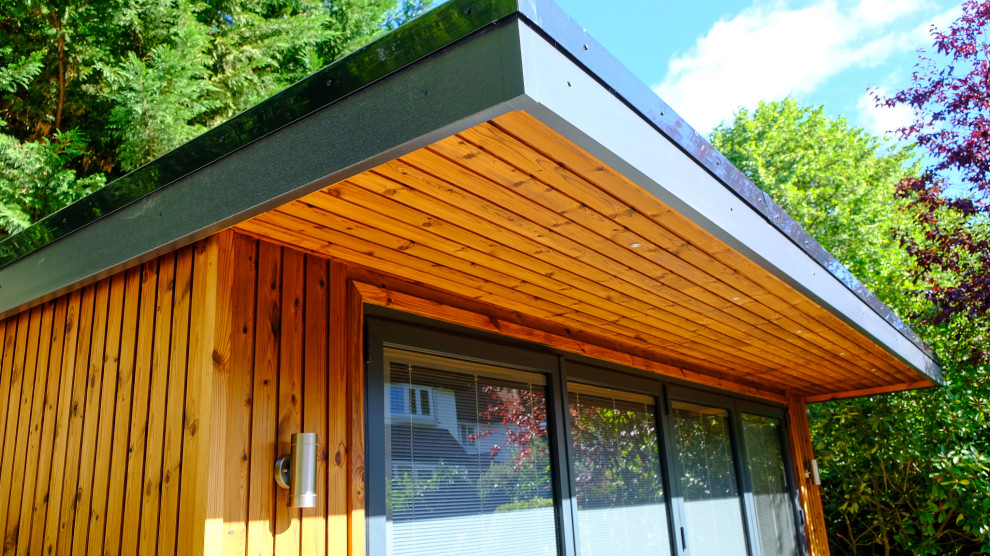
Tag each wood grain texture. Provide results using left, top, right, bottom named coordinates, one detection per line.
left=328, top=262, right=349, bottom=556
left=22, top=298, right=67, bottom=556
left=351, top=280, right=786, bottom=403
left=233, top=110, right=924, bottom=398
left=275, top=248, right=305, bottom=555
left=302, top=255, right=329, bottom=556
left=176, top=234, right=225, bottom=556
left=69, top=279, right=112, bottom=556
left=55, top=284, right=96, bottom=556
left=346, top=280, right=365, bottom=556
left=247, top=241, right=281, bottom=556
left=82, top=273, right=125, bottom=555
left=224, top=234, right=258, bottom=555
left=304, top=175, right=814, bottom=385
left=805, top=380, right=935, bottom=403
left=18, top=303, right=56, bottom=553
left=239, top=206, right=790, bottom=387
left=158, top=246, right=194, bottom=556
left=40, top=290, right=82, bottom=556
left=0, top=242, right=232, bottom=556
left=0, top=320, right=9, bottom=459
left=491, top=111, right=902, bottom=377
left=0, top=310, right=33, bottom=545
left=119, top=260, right=160, bottom=556
left=101, top=267, right=143, bottom=556
left=138, top=252, right=176, bottom=556
left=433, top=125, right=895, bottom=385
left=204, top=230, right=235, bottom=556
left=787, top=393, right=831, bottom=556
left=2, top=307, right=42, bottom=555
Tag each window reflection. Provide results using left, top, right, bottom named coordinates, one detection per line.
left=384, top=352, right=557, bottom=556
left=568, top=384, right=672, bottom=556
left=742, top=414, right=799, bottom=556
left=671, top=400, right=747, bottom=556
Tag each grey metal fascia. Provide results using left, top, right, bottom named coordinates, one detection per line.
left=0, top=20, right=528, bottom=318
left=510, top=0, right=937, bottom=370
left=506, top=20, right=942, bottom=384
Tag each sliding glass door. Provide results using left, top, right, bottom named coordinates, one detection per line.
left=366, top=313, right=805, bottom=556
left=741, top=413, right=800, bottom=556
left=670, top=400, right=748, bottom=556
left=567, top=383, right=672, bottom=556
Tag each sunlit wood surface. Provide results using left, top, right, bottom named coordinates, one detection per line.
left=236, top=110, right=925, bottom=398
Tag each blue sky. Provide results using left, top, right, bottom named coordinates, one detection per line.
left=553, top=0, right=961, bottom=137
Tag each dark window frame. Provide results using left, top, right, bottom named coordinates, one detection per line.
left=365, top=307, right=807, bottom=556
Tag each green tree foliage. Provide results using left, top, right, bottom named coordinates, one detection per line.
left=0, top=0, right=430, bottom=235
left=710, top=99, right=919, bottom=307
left=569, top=400, right=663, bottom=506
left=0, top=47, right=104, bottom=237
left=477, top=441, right=552, bottom=510
left=714, top=100, right=990, bottom=554
left=103, top=26, right=217, bottom=171
left=0, top=129, right=105, bottom=234
left=810, top=360, right=990, bottom=555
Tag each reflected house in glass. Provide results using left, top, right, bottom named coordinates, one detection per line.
left=0, top=1, right=941, bottom=555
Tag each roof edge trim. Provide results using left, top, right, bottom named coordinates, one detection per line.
left=509, top=0, right=938, bottom=366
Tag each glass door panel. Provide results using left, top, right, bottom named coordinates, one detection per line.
left=567, top=383, right=672, bottom=556
left=742, top=414, right=799, bottom=556
left=671, top=400, right=747, bottom=556
left=384, top=349, right=558, bottom=556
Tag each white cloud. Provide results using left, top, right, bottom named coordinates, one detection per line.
left=856, top=87, right=914, bottom=136
left=853, top=0, right=926, bottom=26
left=853, top=4, right=964, bottom=137
left=653, top=0, right=937, bottom=134
left=928, top=4, right=964, bottom=33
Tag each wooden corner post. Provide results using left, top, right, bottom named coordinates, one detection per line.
left=787, top=393, right=831, bottom=556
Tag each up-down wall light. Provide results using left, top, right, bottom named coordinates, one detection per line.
left=274, top=432, right=318, bottom=508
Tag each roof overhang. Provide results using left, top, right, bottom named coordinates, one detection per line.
left=0, top=0, right=941, bottom=398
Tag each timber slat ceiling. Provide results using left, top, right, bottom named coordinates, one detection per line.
left=235, top=110, right=923, bottom=397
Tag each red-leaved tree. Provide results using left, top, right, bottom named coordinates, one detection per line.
left=881, top=0, right=990, bottom=330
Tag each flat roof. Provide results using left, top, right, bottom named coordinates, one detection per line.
left=0, top=0, right=941, bottom=394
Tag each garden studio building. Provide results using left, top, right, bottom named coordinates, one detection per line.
left=0, top=2, right=941, bottom=556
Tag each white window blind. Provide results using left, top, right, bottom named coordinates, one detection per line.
left=671, top=400, right=747, bottom=556
left=384, top=350, right=558, bottom=556
left=567, top=383, right=672, bottom=556
left=742, top=414, right=798, bottom=556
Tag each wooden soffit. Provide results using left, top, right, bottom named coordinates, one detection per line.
left=235, top=110, right=933, bottom=400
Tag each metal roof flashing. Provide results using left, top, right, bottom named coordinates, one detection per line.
left=0, top=0, right=941, bottom=386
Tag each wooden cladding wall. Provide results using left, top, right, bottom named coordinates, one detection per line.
left=208, top=232, right=359, bottom=556
left=0, top=237, right=218, bottom=556
left=0, top=231, right=361, bottom=556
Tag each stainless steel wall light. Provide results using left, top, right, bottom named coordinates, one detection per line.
left=274, top=432, right=318, bottom=508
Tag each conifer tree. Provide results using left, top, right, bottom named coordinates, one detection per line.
left=0, top=0, right=429, bottom=235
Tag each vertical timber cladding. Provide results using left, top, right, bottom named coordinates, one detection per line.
left=0, top=235, right=218, bottom=556
left=216, top=231, right=355, bottom=556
